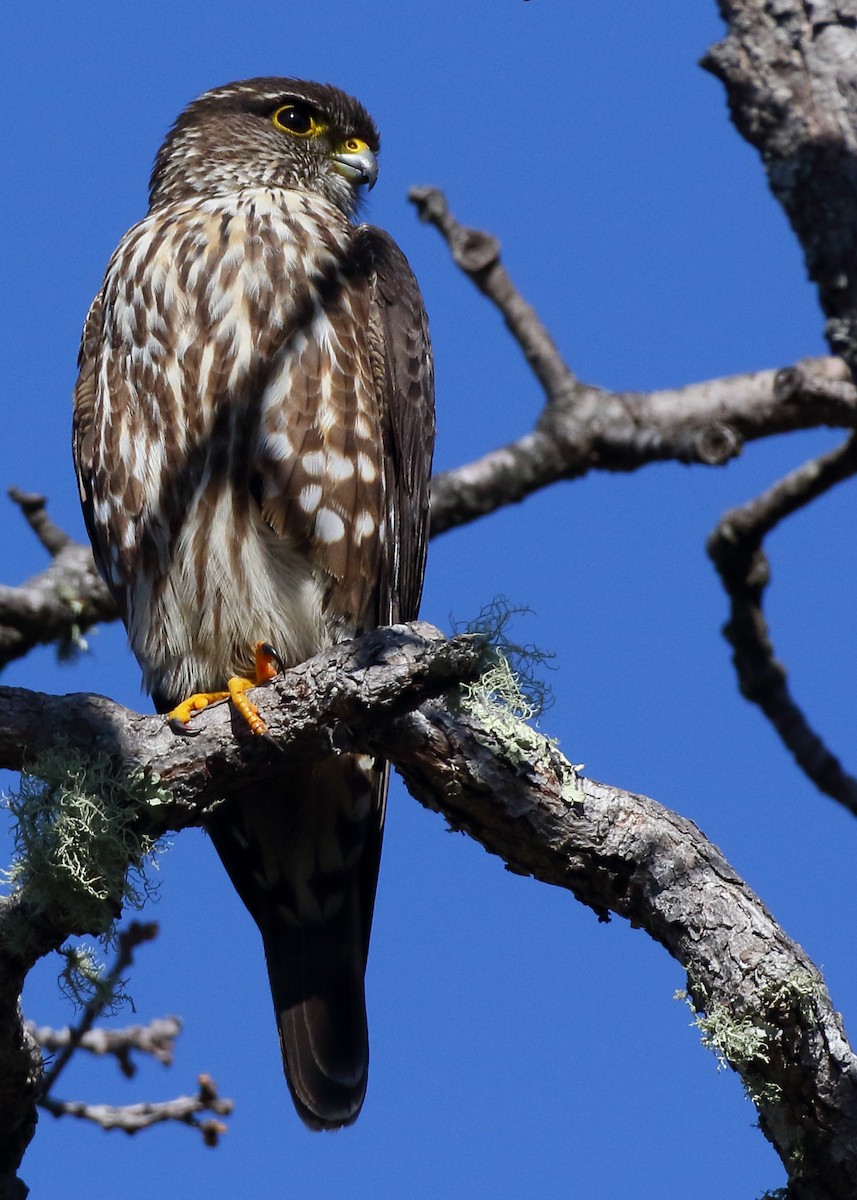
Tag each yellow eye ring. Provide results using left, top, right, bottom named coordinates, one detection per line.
left=271, top=103, right=326, bottom=138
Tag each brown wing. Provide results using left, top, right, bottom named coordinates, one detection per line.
left=254, top=264, right=387, bottom=634
left=339, top=228, right=435, bottom=1080
left=254, top=223, right=434, bottom=635
left=72, top=294, right=119, bottom=610
left=356, top=225, right=435, bottom=625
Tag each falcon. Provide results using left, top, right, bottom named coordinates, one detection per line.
left=72, top=78, right=435, bottom=1129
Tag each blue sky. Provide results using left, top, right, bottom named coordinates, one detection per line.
left=3, top=3, right=854, bottom=1197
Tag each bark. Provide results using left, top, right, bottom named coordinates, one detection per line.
left=0, top=624, right=855, bottom=1194
left=391, top=700, right=857, bottom=1200
left=708, top=432, right=857, bottom=815
left=0, top=491, right=115, bottom=670
left=704, top=1, right=857, bottom=373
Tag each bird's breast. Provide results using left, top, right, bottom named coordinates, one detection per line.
left=92, top=188, right=377, bottom=699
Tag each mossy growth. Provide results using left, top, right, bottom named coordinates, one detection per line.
left=452, top=597, right=555, bottom=721
left=3, top=742, right=170, bottom=942
left=452, top=599, right=584, bottom=802
left=691, top=1001, right=776, bottom=1096
left=680, top=968, right=824, bottom=1111
left=56, top=942, right=131, bottom=1012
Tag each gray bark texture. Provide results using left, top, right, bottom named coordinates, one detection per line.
left=705, top=2, right=857, bottom=372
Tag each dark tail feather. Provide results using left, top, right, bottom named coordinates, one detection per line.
left=205, top=756, right=384, bottom=1130
left=265, top=886, right=369, bottom=1129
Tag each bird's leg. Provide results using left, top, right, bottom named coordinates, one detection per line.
left=226, top=642, right=285, bottom=737
left=168, top=642, right=285, bottom=737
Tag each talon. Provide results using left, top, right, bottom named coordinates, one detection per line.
left=169, top=716, right=202, bottom=736
left=260, top=730, right=285, bottom=754
left=255, top=640, right=285, bottom=681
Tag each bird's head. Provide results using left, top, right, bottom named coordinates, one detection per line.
left=148, top=77, right=380, bottom=216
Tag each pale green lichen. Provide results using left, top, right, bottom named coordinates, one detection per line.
left=692, top=1001, right=772, bottom=1074
left=761, top=969, right=824, bottom=1019
left=57, top=942, right=130, bottom=1013
left=680, top=968, right=824, bottom=1112
left=451, top=603, right=584, bottom=805
left=54, top=585, right=91, bottom=662
left=458, top=652, right=556, bottom=770
left=452, top=597, right=555, bottom=720
left=3, top=743, right=170, bottom=939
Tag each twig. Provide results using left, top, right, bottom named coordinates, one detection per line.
left=39, top=1074, right=232, bottom=1145
left=410, top=185, right=578, bottom=402
left=38, top=922, right=160, bottom=1096
left=708, top=433, right=857, bottom=815
left=30, top=1016, right=180, bottom=1077
left=32, top=927, right=228, bottom=1147
left=0, top=493, right=116, bottom=671
left=7, top=490, right=70, bottom=557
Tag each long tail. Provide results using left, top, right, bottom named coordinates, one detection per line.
left=206, top=754, right=386, bottom=1129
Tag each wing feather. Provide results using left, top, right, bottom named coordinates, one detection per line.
left=354, top=226, right=435, bottom=625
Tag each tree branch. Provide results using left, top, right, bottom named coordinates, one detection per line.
left=708, top=432, right=857, bottom=817
left=28, top=922, right=227, bottom=1150
left=0, top=623, right=486, bottom=822
left=411, top=187, right=857, bottom=535
left=0, top=490, right=115, bottom=671
left=38, top=921, right=160, bottom=1096
left=7, top=490, right=71, bottom=558
left=39, top=1073, right=232, bottom=1145
left=383, top=697, right=857, bottom=1199
left=30, top=1016, right=181, bottom=1076
left=409, top=185, right=578, bottom=403
left=704, top=3, right=857, bottom=375
left=0, top=623, right=854, bottom=1194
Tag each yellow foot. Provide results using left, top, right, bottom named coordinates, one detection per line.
left=227, top=675, right=267, bottom=736
left=167, top=642, right=284, bottom=737
left=168, top=690, right=230, bottom=732
left=230, top=643, right=286, bottom=735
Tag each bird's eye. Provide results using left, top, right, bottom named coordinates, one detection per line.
left=271, top=103, right=325, bottom=137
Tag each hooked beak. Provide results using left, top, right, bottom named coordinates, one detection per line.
left=331, top=138, right=379, bottom=190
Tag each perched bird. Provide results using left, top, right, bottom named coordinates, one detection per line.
left=72, top=78, right=435, bottom=1128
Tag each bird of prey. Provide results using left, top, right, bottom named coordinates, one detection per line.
left=72, top=77, right=435, bottom=1129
